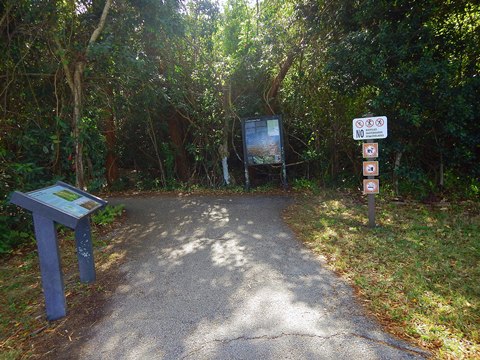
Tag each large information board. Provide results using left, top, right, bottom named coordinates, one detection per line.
left=241, top=115, right=287, bottom=189
left=243, top=117, right=283, bottom=165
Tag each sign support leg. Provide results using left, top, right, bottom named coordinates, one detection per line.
left=281, top=161, right=288, bottom=189
left=244, top=165, right=250, bottom=191
left=32, top=214, right=66, bottom=321
left=367, top=192, right=376, bottom=228
left=75, top=217, right=96, bottom=283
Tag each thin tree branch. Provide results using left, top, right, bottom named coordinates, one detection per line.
left=54, top=38, right=74, bottom=93
left=0, top=73, right=55, bottom=78
left=0, top=3, right=13, bottom=30
left=86, top=0, right=113, bottom=55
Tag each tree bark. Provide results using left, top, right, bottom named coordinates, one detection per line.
left=168, top=112, right=189, bottom=182
left=221, top=85, right=231, bottom=185
left=0, top=4, right=12, bottom=30
left=73, top=61, right=86, bottom=188
left=55, top=0, right=113, bottom=189
left=147, top=113, right=166, bottom=187
left=105, top=88, right=117, bottom=185
left=330, top=115, right=340, bottom=180
left=264, top=51, right=296, bottom=115
left=393, top=149, right=404, bottom=197
left=438, top=153, right=444, bottom=190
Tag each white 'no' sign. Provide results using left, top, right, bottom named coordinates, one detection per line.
left=353, top=116, right=388, bottom=140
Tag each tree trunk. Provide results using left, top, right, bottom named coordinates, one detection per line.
left=438, top=153, right=444, bottom=190
left=55, top=0, right=113, bottom=189
left=221, top=85, right=231, bottom=185
left=393, top=149, right=404, bottom=197
left=105, top=88, right=118, bottom=185
left=168, top=112, right=189, bottom=182
left=264, top=51, right=297, bottom=115
left=330, top=117, right=340, bottom=180
left=73, top=61, right=86, bottom=189
left=147, top=113, right=166, bottom=187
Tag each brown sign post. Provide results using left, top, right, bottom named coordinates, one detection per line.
left=364, top=141, right=378, bottom=227
left=353, top=116, right=387, bottom=228
left=363, top=179, right=380, bottom=194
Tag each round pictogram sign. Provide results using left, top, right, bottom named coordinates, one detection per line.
left=365, top=118, right=374, bottom=128
left=355, top=120, right=364, bottom=128
left=375, top=118, right=384, bottom=127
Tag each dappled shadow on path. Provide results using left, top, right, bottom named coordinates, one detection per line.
left=72, top=195, right=426, bottom=360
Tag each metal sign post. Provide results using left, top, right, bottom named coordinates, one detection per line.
left=368, top=187, right=376, bottom=228
left=32, top=213, right=66, bottom=320
left=353, top=115, right=387, bottom=228
left=363, top=141, right=379, bottom=228
left=10, top=181, right=107, bottom=320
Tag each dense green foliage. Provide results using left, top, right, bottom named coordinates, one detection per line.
left=1, top=0, right=479, bottom=251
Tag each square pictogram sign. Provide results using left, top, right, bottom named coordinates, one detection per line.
left=363, top=179, right=380, bottom=194
left=363, top=161, right=379, bottom=176
left=363, top=143, right=378, bottom=158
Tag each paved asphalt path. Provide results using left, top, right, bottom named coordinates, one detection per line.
left=77, top=195, right=428, bottom=359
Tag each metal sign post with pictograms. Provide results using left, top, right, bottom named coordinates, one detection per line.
left=353, top=115, right=387, bottom=228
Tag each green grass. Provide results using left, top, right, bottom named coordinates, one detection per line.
left=285, top=191, right=480, bottom=359
left=91, top=204, right=125, bottom=226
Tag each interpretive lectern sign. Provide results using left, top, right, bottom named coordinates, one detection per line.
left=10, top=181, right=107, bottom=320
left=28, top=185, right=103, bottom=218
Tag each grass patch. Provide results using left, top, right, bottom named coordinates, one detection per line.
left=284, top=190, right=480, bottom=359
left=0, top=205, right=125, bottom=358
left=100, top=182, right=292, bottom=198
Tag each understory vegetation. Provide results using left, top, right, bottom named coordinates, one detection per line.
left=1, top=0, right=479, bottom=252
left=285, top=189, right=480, bottom=359
left=0, top=204, right=124, bottom=359
left=1, top=1, right=479, bottom=358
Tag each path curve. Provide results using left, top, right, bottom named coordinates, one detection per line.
left=77, top=195, right=427, bottom=359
